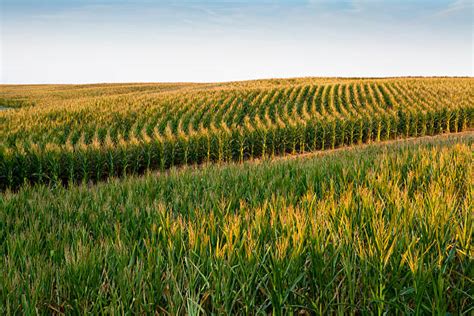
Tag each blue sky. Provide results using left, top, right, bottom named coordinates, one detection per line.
left=1, top=0, right=472, bottom=83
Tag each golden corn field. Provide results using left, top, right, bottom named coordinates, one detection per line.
left=0, top=77, right=473, bottom=314
left=1, top=77, right=473, bottom=190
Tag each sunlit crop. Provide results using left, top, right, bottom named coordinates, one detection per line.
left=1, top=134, right=472, bottom=314
left=1, top=77, right=472, bottom=190
left=0, top=77, right=473, bottom=314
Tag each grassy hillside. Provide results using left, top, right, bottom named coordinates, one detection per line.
left=1, top=77, right=473, bottom=190
left=1, top=133, right=473, bottom=314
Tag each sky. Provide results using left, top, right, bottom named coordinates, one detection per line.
left=0, top=0, right=472, bottom=83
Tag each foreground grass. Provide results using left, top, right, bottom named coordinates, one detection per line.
left=1, top=133, right=473, bottom=314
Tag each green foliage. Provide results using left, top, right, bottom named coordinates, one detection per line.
left=1, top=134, right=473, bottom=314
left=1, top=78, right=473, bottom=191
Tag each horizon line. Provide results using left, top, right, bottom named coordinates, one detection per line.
left=2, top=75, right=473, bottom=86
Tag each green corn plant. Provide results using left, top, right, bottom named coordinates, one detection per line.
left=0, top=78, right=472, bottom=191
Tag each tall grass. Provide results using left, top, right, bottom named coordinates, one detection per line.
left=1, top=133, right=472, bottom=314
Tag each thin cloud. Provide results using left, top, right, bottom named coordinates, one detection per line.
left=434, top=0, right=473, bottom=17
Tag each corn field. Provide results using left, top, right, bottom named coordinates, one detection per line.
left=1, top=133, right=472, bottom=314
left=1, top=78, right=473, bottom=190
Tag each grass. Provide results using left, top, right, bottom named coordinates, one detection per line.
left=1, top=132, right=473, bottom=314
